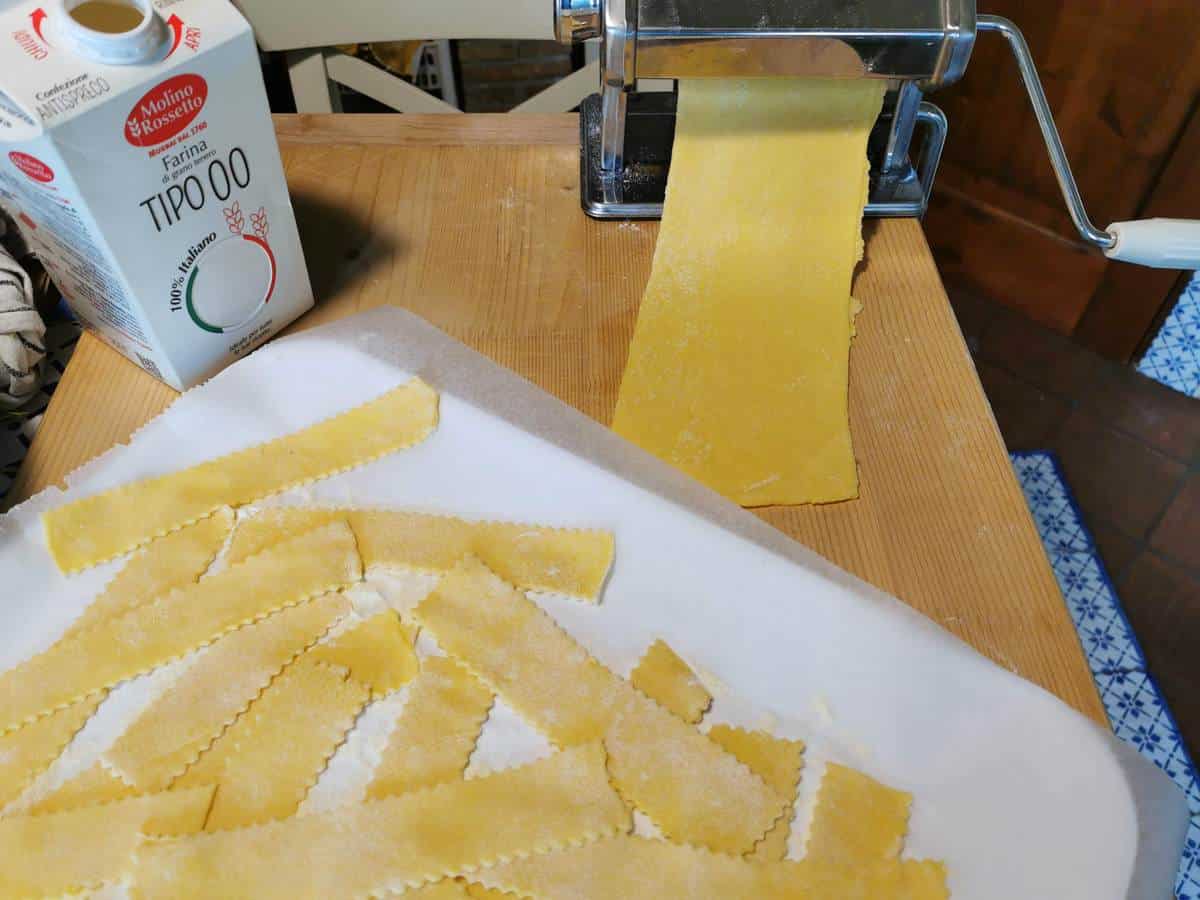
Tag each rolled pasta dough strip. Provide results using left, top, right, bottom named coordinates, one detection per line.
left=612, top=79, right=884, bottom=506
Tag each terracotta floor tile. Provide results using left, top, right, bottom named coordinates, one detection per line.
left=946, top=281, right=1001, bottom=355
left=979, top=309, right=1105, bottom=401
left=976, top=362, right=1070, bottom=451
left=1086, top=519, right=1143, bottom=582
left=1150, top=473, right=1200, bottom=572
left=1052, top=409, right=1187, bottom=539
left=1081, top=366, right=1200, bottom=463
left=1118, top=553, right=1200, bottom=756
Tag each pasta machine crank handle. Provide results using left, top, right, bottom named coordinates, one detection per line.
left=979, top=14, right=1200, bottom=269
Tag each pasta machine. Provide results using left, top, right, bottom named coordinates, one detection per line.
left=554, top=0, right=1200, bottom=269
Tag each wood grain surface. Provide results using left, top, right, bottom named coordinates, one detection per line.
left=7, top=113, right=1105, bottom=724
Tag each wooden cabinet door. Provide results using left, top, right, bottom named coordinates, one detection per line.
left=924, top=0, right=1200, bottom=360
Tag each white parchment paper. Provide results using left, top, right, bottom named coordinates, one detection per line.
left=0, top=307, right=1186, bottom=899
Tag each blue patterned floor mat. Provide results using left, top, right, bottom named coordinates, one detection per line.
left=1139, top=272, right=1200, bottom=399
left=1014, top=451, right=1199, bottom=898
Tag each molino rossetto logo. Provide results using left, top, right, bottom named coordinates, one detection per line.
left=124, top=73, right=207, bottom=148
left=8, top=151, right=54, bottom=183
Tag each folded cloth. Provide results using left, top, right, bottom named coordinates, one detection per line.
left=0, top=238, right=44, bottom=409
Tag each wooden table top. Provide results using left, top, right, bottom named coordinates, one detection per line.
left=7, top=113, right=1105, bottom=725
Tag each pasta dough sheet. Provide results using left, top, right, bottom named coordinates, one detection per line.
left=226, top=506, right=614, bottom=601
left=42, top=379, right=439, bottom=572
left=415, top=558, right=786, bottom=854
left=612, top=79, right=885, bottom=506
left=132, top=743, right=629, bottom=900
left=0, top=522, right=361, bottom=735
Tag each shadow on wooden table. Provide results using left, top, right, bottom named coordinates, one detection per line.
left=291, top=187, right=406, bottom=307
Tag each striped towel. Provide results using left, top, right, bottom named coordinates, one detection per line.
left=0, top=236, right=43, bottom=409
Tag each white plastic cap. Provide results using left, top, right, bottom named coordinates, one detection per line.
left=1104, top=218, right=1200, bottom=270
left=55, top=0, right=168, bottom=66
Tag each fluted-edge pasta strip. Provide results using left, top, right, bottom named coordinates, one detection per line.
left=0, top=522, right=362, bottom=736
left=2, top=511, right=234, bottom=803
left=43, top=379, right=438, bottom=573
left=0, top=785, right=215, bottom=898
left=102, top=591, right=353, bottom=792
left=0, top=693, right=105, bottom=808
left=405, top=883, right=475, bottom=899
left=365, top=655, right=494, bottom=801
left=62, top=509, right=236, bottom=639
left=172, top=615, right=416, bottom=828
left=629, top=639, right=712, bottom=724
left=706, top=725, right=804, bottom=861
left=226, top=507, right=614, bottom=601
left=184, top=659, right=370, bottom=831
left=463, top=884, right=510, bottom=900
left=132, top=743, right=629, bottom=900
left=805, top=762, right=912, bottom=865
left=476, top=834, right=949, bottom=899
left=308, top=610, right=419, bottom=697
left=27, top=759, right=137, bottom=815
left=414, top=558, right=786, bottom=854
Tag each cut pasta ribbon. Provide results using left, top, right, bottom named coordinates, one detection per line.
left=707, top=724, right=805, bottom=861
left=42, top=379, right=439, bottom=572
left=178, top=659, right=370, bottom=831
left=309, top=610, right=419, bottom=697
left=132, top=743, right=629, bottom=900
left=630, top=639, right=712, bottom=724
left=0, top=693, right=104, bottom=808
left=28, top=759, right=137, bottom=814
left=102, top=591, right=352, bottom=792
left=0, top=785, right=214, bottom=898
left=366, top=655, right=494, bottom=801
left=415, top=558, right=786, bottom=854
left=0, top=522, right=362, bottom=736
left=227, top=507, right=615, bottom=601
left=174, top=613, right=416, bottom=829
left=477, top=834, right=948, bottom=899
left=63, top=508, right=236, bottom=639
left=806, top=762, right=912, bottom=865
left=408, top=883, right=475, bottom=899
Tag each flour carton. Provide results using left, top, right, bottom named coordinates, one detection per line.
left=0, top=0, right=312, bottom=389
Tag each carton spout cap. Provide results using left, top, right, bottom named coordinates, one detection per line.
left=56, top=0, right=168, bottom=65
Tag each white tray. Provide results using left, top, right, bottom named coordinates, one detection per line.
left=0, top=307, right=1186, bottom=899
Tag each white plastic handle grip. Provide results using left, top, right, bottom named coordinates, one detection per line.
left=1104, top=218, right=1200, bottom=269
